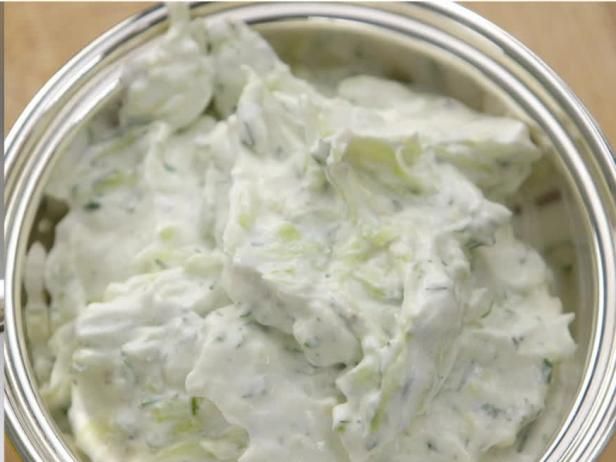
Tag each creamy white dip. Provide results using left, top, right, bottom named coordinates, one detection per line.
left=25, top=6, right=576, bottom=462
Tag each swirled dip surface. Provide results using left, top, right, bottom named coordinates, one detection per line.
left=26, top=7, right=576, bottom=462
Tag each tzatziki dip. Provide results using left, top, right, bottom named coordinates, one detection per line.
left=25, top=5, right=576, bottom=462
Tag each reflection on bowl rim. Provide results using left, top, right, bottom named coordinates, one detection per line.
left=4, top=3, right=615, bottom=462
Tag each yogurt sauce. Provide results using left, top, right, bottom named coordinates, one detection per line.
left=25, top=6, right=576, bottom=462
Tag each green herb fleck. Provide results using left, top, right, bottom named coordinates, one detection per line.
left=240, top=121, right=256, bottom=148
left=481, top=403, right=505, bottom=419
left=465, top=239, right=485, bottom=251
left=190, top=397, right=200, bottom=416
left=516, top=423, right=533, bottom=452
left=303, top=337, right=320, bottom=349
left=480, top=302, right=494, bottom=319
left=335, top=419, right=350, bottom=433
left=542, top=358, right=553, bottom=384
left=425, top=285, right=448, bottom=292
left=139, top=397, right=160, bottom=408
left=511, top=335, right=525, bottom=348
left=83, top=200, right=101, bottom=211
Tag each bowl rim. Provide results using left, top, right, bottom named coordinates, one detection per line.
left=4, top=2, right=616, bottom=462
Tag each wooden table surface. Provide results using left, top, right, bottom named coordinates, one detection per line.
left=4, top=2, right=616, bottom=461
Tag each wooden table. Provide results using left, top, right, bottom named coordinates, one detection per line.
left=4, top=3, right=616, bottom=461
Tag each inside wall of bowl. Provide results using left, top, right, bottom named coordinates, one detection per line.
left=17, top=10, right=596, bottom=462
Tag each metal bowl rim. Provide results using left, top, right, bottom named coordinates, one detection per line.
left=4, top=3, right=616, bottom=462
